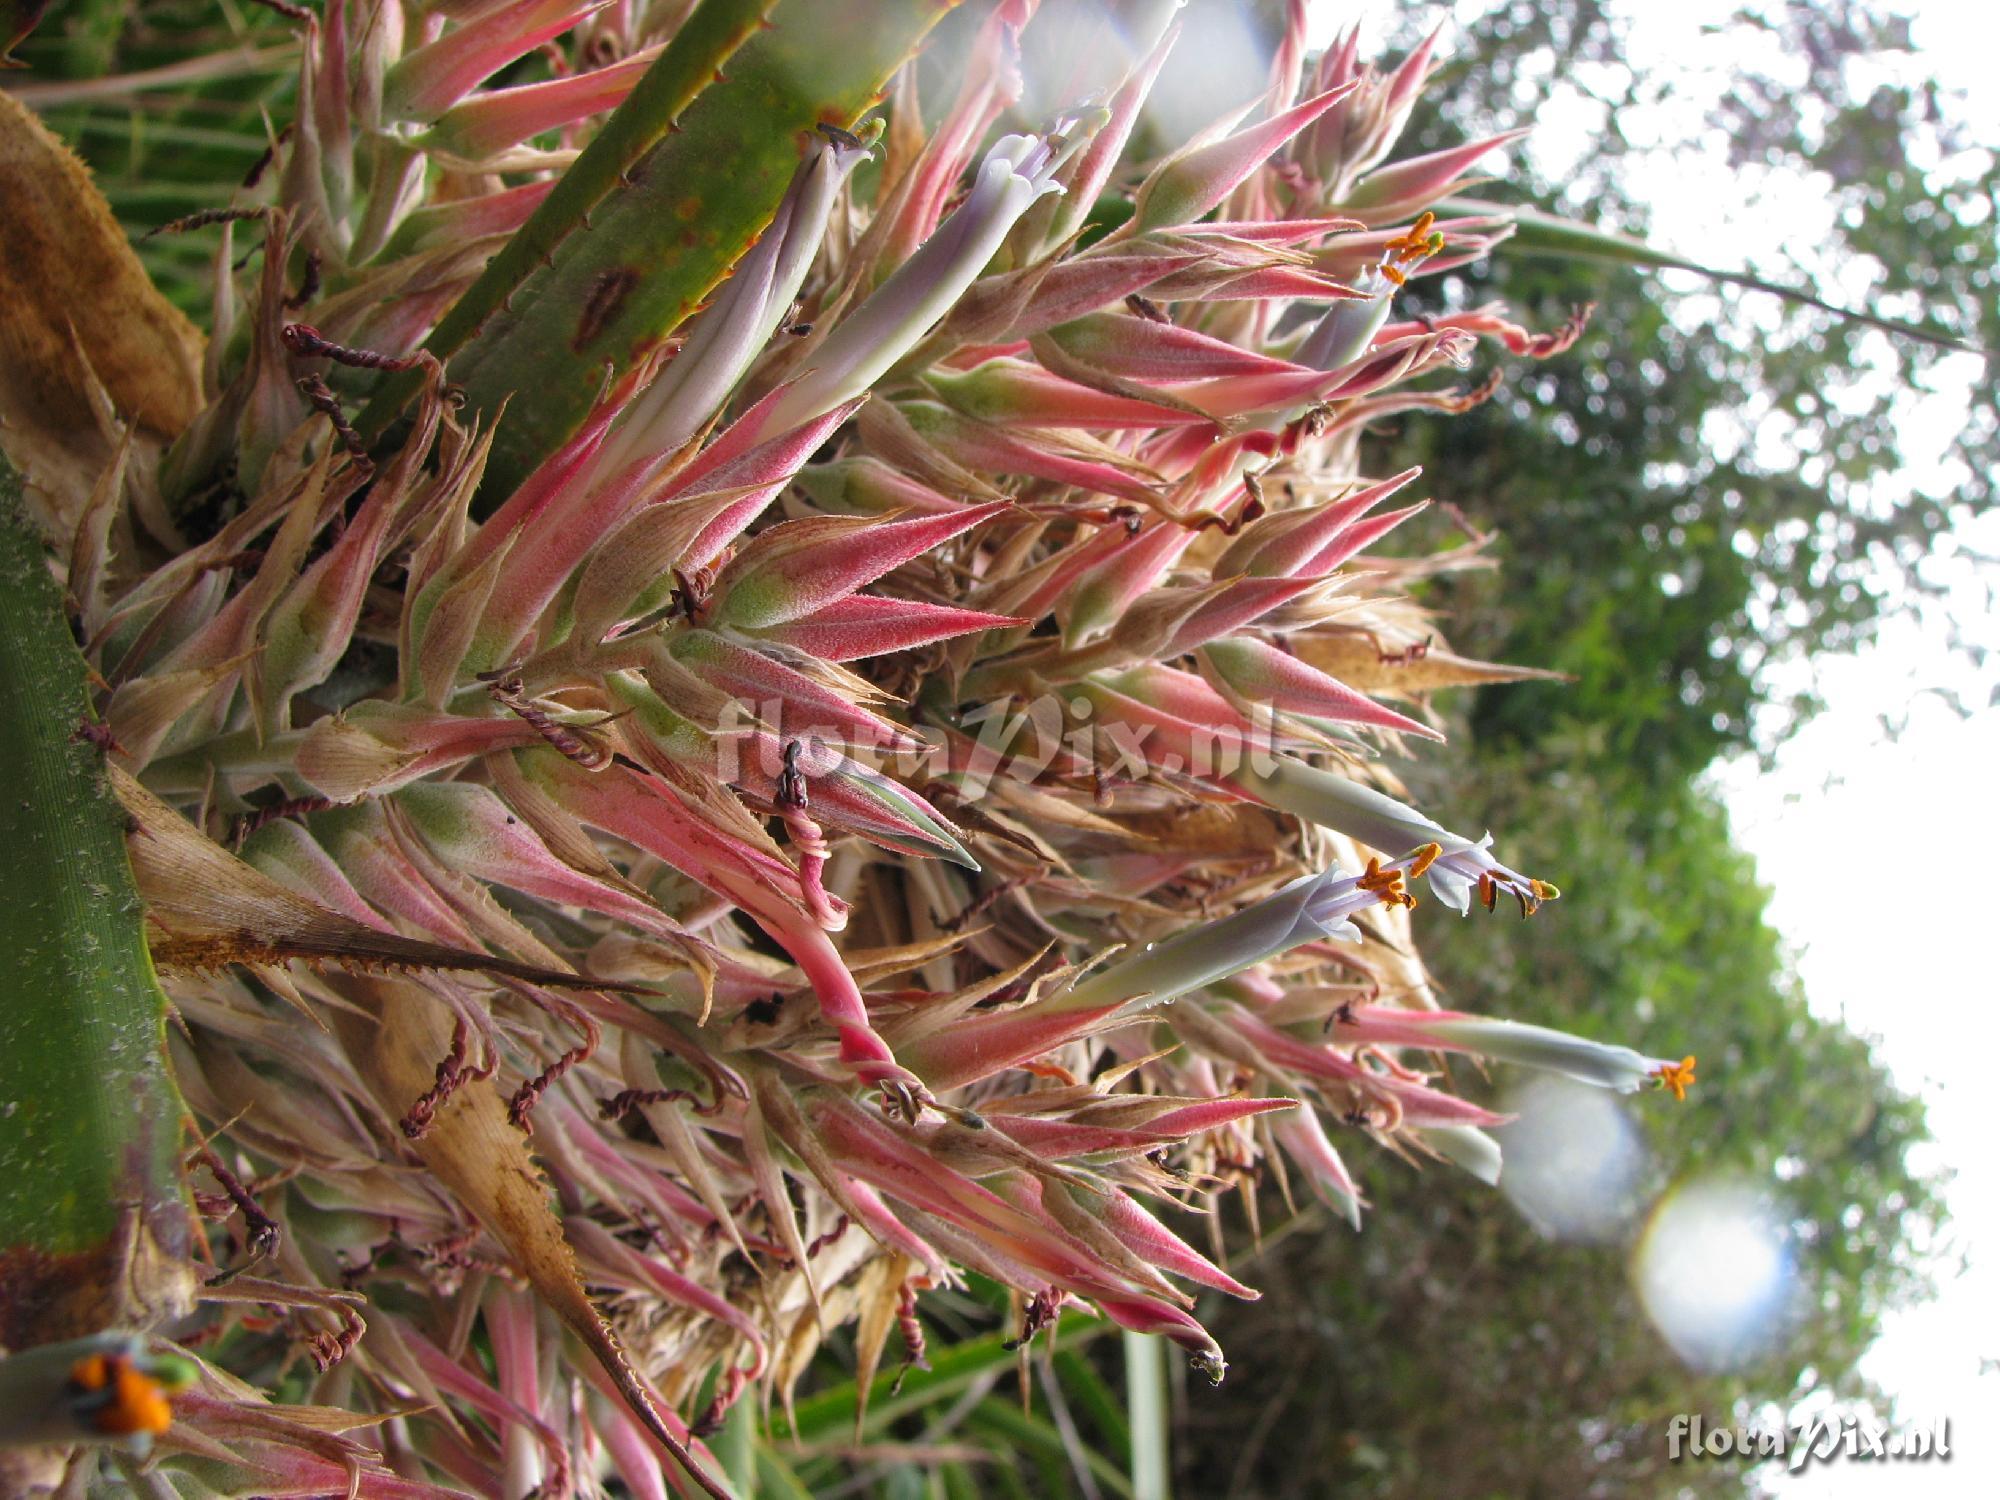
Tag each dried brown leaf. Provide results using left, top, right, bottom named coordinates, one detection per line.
left=113, top=766, right=630, bottom=989
left=1295, top=631, right=1566, bottom=698
left=325, top=971, right=728, bottom=1497
left=0, top=90, right=203, bottom=532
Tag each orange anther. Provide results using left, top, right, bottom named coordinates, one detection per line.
left=1357, top=858, right=1420, bottom=909
left=69, top=1354, right=111, bottom=1391
left=1383, top=212, right=1440, bottom=263
left=1355, top=857, right=1403, bottom=896
left=72, top=1353, right=175, bottom=1437
left=1652, top=1055, right=1697, bottom=1103
left=101, top=1359, right=174, bottom=1436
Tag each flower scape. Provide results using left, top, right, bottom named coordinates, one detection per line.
left=0, top=1, right=1697, bottom=1494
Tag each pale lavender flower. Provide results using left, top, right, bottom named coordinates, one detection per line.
left=763, top=131, right=1077, bottom=431
left=1235, top=755, right=1557, bottom=915
left=1292, top=211, right=1444, bottom=371
left=1058, top=847, right=1441, bottom=1018
left=1337, top=1005, right=1697, bottom=1096
left=590, top=123, right=876, bottom=483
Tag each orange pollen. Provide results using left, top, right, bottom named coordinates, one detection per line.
left=1477, top=873, right=1497, bottom=912
left=1530, top=878, right=1561, bottom=902
left=1354, top=857, right=1404, bottom=896
left=1405, top=842, right=1443, bottom=878
left=1380, top=261, right=1408, bottom=286
left=1382, top=211, right=1439, bottom=263
left=74, top=1354, right=175, bottom=1437
left=69, top=1354, right=110, bottom=1391
left=1652, top=1055, right=1697, bottom=1103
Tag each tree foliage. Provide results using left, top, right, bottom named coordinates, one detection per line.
left=1380, top=0, right=1996, bottom=780
left=1176, top=4, right=1954, bottom=1493
left=1184, top=749, right=1939, bottom=1500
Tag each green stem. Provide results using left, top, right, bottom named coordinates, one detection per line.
left=358, top=0, right=957, bottom=499
left=0, top=464, right=190, bottom=1351
left=3, top=44, right=297, bottom=107
left=1445, top=196, right=1986, bottom=356
left=1123, top=1331, right=1169, bottom=1500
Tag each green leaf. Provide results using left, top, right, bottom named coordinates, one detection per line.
left=363, top=0, right=959, bottom=499
left=1051, top=1347, right=1130, bottom=1467
left=0, top=465, right=192, bottom=1348
left=970, top=1395, right=1133, bottom=1499
left=355, top=0, right=777, bottom=450
left=753, top=1443, right=817, bottom=1500
left=778, top=1313, right=1113, bottom=1443
left=719, top=1394, right=759, bottom=1496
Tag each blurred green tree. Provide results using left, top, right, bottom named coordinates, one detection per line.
left=1175, top=3, right=1961, bottom=1494
left=1380, top=0, right=1996, bottom=780
left=1182, top=752, right=1939, bottom=1500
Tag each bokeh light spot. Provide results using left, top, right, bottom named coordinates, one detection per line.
left=1634, top=1178, right=1795, bottom=1372
left=1496, top=1075, right=1650, bottom=1242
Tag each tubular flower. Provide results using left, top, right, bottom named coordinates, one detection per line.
left=764, top=130, right=1079, bottom=431
left=1334, top=1006, right=1698, bottom=1097
left=1058, top=847, right=1447, bottom=1019
left=0, top=7, right=1693, bottom=1495
left=1293, top=209, right=1446, bottom=373
left=1235, top=756, right=1558, bottom=915
left=590, top=122, right=877, bottom=483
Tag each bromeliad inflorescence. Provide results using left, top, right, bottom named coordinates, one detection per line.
left=0, top=2, right=1685, bottom=1493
